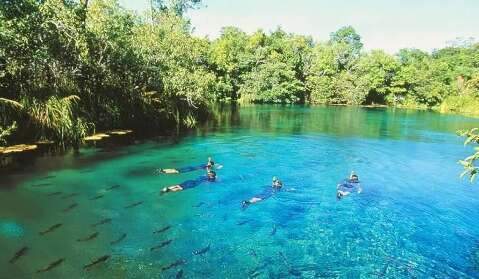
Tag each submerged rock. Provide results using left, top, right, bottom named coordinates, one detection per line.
left=84, top=133, right=110, bottom=141
left=0, top=220, right=24, bottom=238
left=107, top=130, right=133, bottom=135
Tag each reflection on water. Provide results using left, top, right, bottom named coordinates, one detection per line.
left=1, top=105, right=479, bottom=278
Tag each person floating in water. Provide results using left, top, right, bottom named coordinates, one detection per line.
left=160, top=170, right=217, bottom=194
left=241, top=177, right=283, bottom=209
left=272, top=176, right=283, bottom=188
left=206, top=157, right=215, bottom=171
left=336, top=171, right=362, bottom=200
left=158, top=157, right=219, bottom=174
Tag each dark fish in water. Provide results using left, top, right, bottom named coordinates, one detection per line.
left=32, top=183, right=51, bottom=187
left=42, top=175, right=56, bottom=180
left=153, top=225, right=171, bottom=234
left=193, top=244, right=210, bottom=255
left=61, top=193, right=79, bottom=199
left=9, top=246, right=29, bottom=264
left=150, top=239, right=173, bottom=251
left=106, top=185, right=120, bottom=191
left=110, top=233, right=127, bottom=245
left=39, top=223, right=63, bottom=235
left=62, top=203, right=78, bottom=213
left=47, top=191, right=63, bottom=197
left=270, top=224, right=277, bottom=236
left=90, top=194, right=104, bottom=200
left=83, top=255, right=110, bottom=270
left=249, top=262, right=268, bottom=276
left=278, top=252, right=301, bottom=277
left=237, top=220, right=249, bottom=226
left=91, top=218, right=112, bottom=227
left=249, top=249, right=257, bottom=258
left=77, top=232, right=99, bottom=242
left=193, top=202, right=205, bottom=208
left=36, top=258, right=65, bottom=273
left=176, top=269, right=184, bottom=279
left=124, top=201, right=143, bottom=209
left=161, top=259, right=186, bottom=271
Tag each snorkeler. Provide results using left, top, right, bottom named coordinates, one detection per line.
left=206, top=157, right=214, bottom=169
left=158, top=157, right=219, bottom=174
left=336, top=171, right=362, bottom=200
left=242, top=177, right=283, bottom=209
left=272, top=176, right=283, bottom=188
left=160, top=170, right=217, bottom=195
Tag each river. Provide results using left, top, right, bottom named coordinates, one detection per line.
left=1, top=105, right=479, bottom=278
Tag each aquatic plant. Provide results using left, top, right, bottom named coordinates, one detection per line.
left=459, top=128, right=479, bottom=182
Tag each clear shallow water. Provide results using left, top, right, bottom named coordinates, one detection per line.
left=1, top=105, right=479, bottom=278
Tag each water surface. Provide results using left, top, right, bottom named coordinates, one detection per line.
left=1, top=105, right=479, bottom=278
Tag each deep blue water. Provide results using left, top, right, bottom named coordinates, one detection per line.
left=1, top=105, right=479, bottom=278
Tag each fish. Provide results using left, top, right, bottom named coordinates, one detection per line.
left=110, top=233, right=127, bottom=245
left=150, top=239, right=173, bottom=251
left=62, top=203, right=78, bottom=213
left=153, top=225, right=171, bottom=234
left=248, top=249, right=257, bottom=258
left=193, top=202, right=205, bottom=208
left=9, top=246, right=29, bottom=264
left=193, top=244, right=210, bottom=255
left=61, top=193, right=79, bottom=199
left=279, top=252, right=301, bottom=277
left=248, top=262, right=268, bottom=276
left=91, top=218, right=112, bottom=227
left=42, top=175, right=56, bottom=180
left=47, top=191, right=63, bottom=197
left=124, top=201, right=143, bottom=209
left=77, top=232, right=99, bottom=242
left=39, top=223, right=63, bottom=235
left=90, top=194, right=104, bottom=200
left=32, top=183, right=51, bottom=187
left=237, top=220, right=249, bottom=226
left=83, top=255, right=110, bottom=270
left=106, top=185, right=120, bottom=191
left=36, top=258, right=65, bottom=273
left=176, top=269, right=184, bottom=279
left=270, top=224, right=277, bottom=236
left=161, top=259, right=186, bottom=271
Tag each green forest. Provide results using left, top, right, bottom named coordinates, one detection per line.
left=1, top=0, right=479, bottom=148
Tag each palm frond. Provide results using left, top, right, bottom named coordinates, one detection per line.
left=0, top=98, right=24, bottom=110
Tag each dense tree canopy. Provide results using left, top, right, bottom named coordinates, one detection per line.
left=0, top=0, right=478, bottom=147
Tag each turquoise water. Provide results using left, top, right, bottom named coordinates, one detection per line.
left=1, top=105, right=479, bottom=278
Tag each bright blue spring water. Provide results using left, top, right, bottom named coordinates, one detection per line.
left=1, top=105, right=479, bottom=278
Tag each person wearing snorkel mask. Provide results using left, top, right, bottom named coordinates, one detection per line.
left=272, top=176, right=283, bottom=189
left=337, top=171, right=362, bottom=200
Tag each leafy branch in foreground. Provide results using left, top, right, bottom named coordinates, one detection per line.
left=459, top=128, right=479, bottom=182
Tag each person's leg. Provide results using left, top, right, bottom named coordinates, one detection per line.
left=161, top=185, right=183, bottom=194
left=241, top=197, right=263, bottom=209
left=160, top=169, right=180, bottom=174
left=337, top=190, right=350, bottom=198
left=249, top=197, right=263, bottom=203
